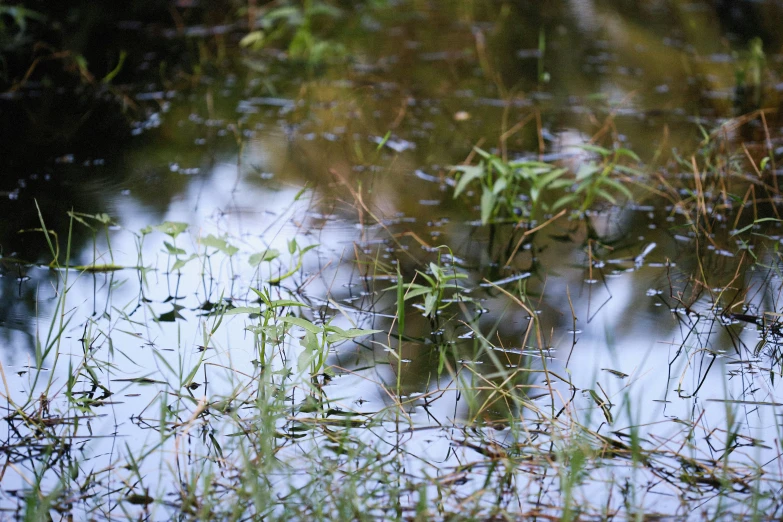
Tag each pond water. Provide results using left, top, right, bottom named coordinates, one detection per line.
left=2, top=1, right=783, bottom=519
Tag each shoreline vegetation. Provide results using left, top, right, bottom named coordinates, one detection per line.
left=2, top=1, right=783, bottom=520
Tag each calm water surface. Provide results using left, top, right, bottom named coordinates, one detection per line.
left=2, top=1, right=783, bottom=518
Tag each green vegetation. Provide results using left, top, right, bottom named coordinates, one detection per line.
left=452, top=145, right=636, bottom=225
left=3, top=1, right=783, bottom=520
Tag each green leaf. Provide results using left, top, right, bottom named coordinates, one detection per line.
left=731, top=218, right=783, bottom=236
left=578, top=144, right=612, bottom=157
left=267, top=299, right=306, bottom=308
left=474, top=147, right=493, bottom=160
left=249, top=249, right=280, bottom=265
left=225, top=306, right=263, bottom=315
left=536, top=167, right=568, bottom=188
left=548, top=178, right=574, bottom=189
left=595, top=188, right=617, bottom=204
left=240, top=30, right=265, bottom=49
left=424, top=293, right=438, bottom=317
left=616, top=148, right=641, bottom=162
left=154, top=221, right=188, bottom=239
left=201, top=234, right=239, bottom=256
left=600, top=178, right=633, bottom=199
left=492, top=177, right=508, bottom=195
left=490, top=157, right=510, bottom=177
left=326, top=328, right=382, bottom=343
left=552, top=193, right=579, bottom=211
left=614, top=165, right=645, bottom=176
left=294, top=184, right=309, bottom=201
left=163, top=243, right=186, bottom=258
left=300, top=243, right=319, bottom=255
left=575, top=163, right=601, bottom=180
left=376, top=130, right=391, bottom=151
left=481, top=187, right=496, bottom=225
left=163, top=242, right=186, bottom=256
left=282, top=316, right=322, bottom=334
left=101, top=50, right=127, bottom=84
left=171, top=254, right=197, bottom=271
left=403, top=287, right=433, bottom=300
left=509, top=160, right=553, bottom=169
left=530, top=186, right=540, bottom=204
left=452, top=165, right=484, bottom=198
left=297, top=346, right=316, bottom=374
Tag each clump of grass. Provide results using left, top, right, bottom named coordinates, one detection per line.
left=5, top=114, right=783, bottom=520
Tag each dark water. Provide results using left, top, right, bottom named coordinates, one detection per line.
left=2, top=1, right=783, bottom=519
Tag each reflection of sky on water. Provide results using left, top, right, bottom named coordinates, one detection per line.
left=3, top=123, right=782, bottom=517
left=2, top=0, right=783, bottom=516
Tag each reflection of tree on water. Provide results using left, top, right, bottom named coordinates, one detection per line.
left=0, top=268, right=48, bottom=361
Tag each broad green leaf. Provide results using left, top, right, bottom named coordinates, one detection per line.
left=424, top=293, right=438, bottom=317
left=415, top=270, right=436, bottom=287
left=249, top=249, right=280, bottom=265
left=154, top=221, right=188, bottom=239
left=530, top=186, right=540, bottom=204
left=492, top=177, right=508, bottom=195
left=452, top=165, right=484, bottom=198
left=536, top=167, right=568, bottom=188
left=403, top=287, right=433, bottom=300
left=201, top=234, right=239, bottom=256
left=282, top=316, right=322, bottom=334
left=490, top=157, right=510, bottom=177
left=297, top=346, right=316, bottom=374
left=575, top=163, right=601, bottom=180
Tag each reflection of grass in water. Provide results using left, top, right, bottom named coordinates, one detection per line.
left=4, top=119, right=783, bottom=519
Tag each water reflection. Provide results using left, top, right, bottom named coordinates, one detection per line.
left=2, top=0, right=783, bottom=518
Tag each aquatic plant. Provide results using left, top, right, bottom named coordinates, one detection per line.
left=240, top=0, right=346, bottom=64
left=452, top=145, right=634, bottom=225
